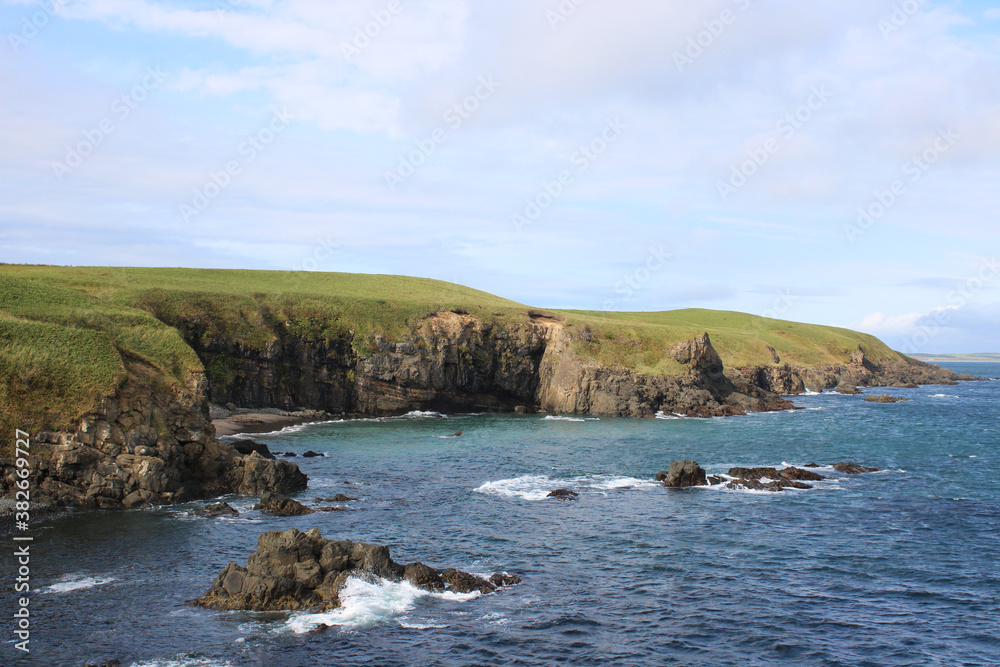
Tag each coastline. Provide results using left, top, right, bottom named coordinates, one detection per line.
left=212, top=408, right=336, bottom=437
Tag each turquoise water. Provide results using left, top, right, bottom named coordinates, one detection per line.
left=9, top=363, right=999, bottom=666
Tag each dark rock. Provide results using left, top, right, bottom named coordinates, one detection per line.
left=804, top=462, right=820, bottom=467
left=448, top=432, right=463, bottom=437
left=284, top=452, right=298, bottom=457
left=194, top=528, right=518, bottom=611
left=546, top=488, right=578, bottom=499
left=864, top=393, right=909, bottom=403
left=83, top=661, right=120, bottom=667
left=231, top=439, right=275, bottom=460
left=707, top=475, right=725, bottom=485
left=833, top=462, right=880, bottom=474
left=656, top=460, right=708, bottom=487
left=489, top=573, right=522, bottom=587
left=727, top=467, right=781, bottom=481
left=836, top=384, right=860, bottom=395
left=302, top=451, right=323, bottom=458
left=779, top=467, right=825, bottom=481
left=192, top=502, right=239, bottom=518
left=317, top=494, right=357, bottom=502
left=259, top=491, right=314, bottom=516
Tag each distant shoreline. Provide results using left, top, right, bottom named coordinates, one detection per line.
left=911, top=354, right=1000, bottom=363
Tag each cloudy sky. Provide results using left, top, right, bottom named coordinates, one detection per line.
left=2, top=0, right=999, bottom=353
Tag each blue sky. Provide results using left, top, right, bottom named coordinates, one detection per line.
left=2, top=0, right=999, bottom=353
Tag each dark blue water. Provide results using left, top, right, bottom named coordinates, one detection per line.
left=7, top=363, right=999, bottom=666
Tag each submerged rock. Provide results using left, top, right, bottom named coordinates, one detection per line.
left=302, top=451, right=323, bottom=458
left=194, top=528, right=520, bottom=611
left=833, top=462, right=880, bottom=474
left=864, top=393, right=909, bottom=403
left=546, top=488, right=578, bottom=499
left=192, top=502, right=239, bottom=518
left=724, top=466, right=822, bottom=492
left=656, top=460, right=708, bottom=487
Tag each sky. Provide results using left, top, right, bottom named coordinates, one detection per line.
left=1, top=0, right=999, bottom=353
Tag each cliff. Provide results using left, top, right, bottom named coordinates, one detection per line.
left=0, top=266, right=963, bottom=509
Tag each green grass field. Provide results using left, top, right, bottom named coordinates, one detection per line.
left=0, top=264, right=909, bottom=440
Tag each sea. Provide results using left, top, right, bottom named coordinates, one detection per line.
left=7, top=362, right=999, bottom=666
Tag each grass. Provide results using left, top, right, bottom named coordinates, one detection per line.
left=0, top=264, right=911, bottom=447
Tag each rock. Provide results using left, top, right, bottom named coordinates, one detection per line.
left=656, top=460, right=708, bottom=487
left=284, top=452, right=298, bottom=457
left=546, top=488, right=578, bottom=499
left=259, top=491, right=314, bottom=516
left=727, top=467, right=781, bottom=481
left=192, top=502, right=240, bottom=518
left=707, top=475, right=725, bottom=485
left=804, top=462, right=820, bottom=467
left=83, top=661, right=120, bottom=667
left=448, top=432, right=463, bottom=437
left=302, top=451, right=323, bottom=458
left=514, top=406, right=527, bottom=414
left=779, top=467, right=825, bottom=481
left=319, top=494, right=356, bottom=502
left=833, top=462, right=880, bottom=474
left=231, top=439, right=275, bottom=460
left=864, top=393, right=909, bottom=403
left=836, top=384, right=860, bottom=395
left=194, top=528, right=519, bottom=611
left=489, top=573, right=522, bottom=587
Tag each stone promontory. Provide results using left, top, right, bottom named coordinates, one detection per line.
left=194, top=528, right=521, bottom=612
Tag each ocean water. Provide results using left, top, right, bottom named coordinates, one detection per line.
left=8, top=363, right=999, bottom=666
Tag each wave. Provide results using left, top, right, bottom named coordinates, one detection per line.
left=654, top=411, right=688, bottom=420
left=401, top=411, right=447, bottom=418
left=931, top=394, right=959, bottom=398
left=132, top=658, right=236, bottom=667
left=42, top=575, right=116, bottom=594
left=473, top=474, right=658, bottom=501
left=286, top=576, right=478, bottom=634
left=800, top=390, right=822, bottom=396
left=543, top=415, right=600, bottom=422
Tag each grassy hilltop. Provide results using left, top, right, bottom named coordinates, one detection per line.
left=0, top=265, right=907, bottom=439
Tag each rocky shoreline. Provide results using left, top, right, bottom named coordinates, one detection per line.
left=0, top=316, right=975, bottom=511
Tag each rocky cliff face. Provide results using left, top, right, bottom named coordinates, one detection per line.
left=169, top=309, right=960, bottom=420
left=730, top=345, right=959, bottom=395
left=0, top=359, right=306, bottom=509
left=175, top=310, right=548, bottom=416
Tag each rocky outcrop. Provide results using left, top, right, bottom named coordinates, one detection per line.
left=538, top=331, right=795, bottom=418
left=258, top=491, right=313, bottom=516
left=723, top=466, right=825, bottom=492
left=833, top=462, right=880, bottom=474
left=864, top=393, right=908, bottom=403
left=194, top=528, right=521, bottom=611
left=656, top=460, right=708, bottom=487
left=731, top=345, right=961, bottom=396
left=0, top=361, right=307, bottom=509
left=231, top=439, right=275, bottom=460
left=546, top=488, right=578, bottom=499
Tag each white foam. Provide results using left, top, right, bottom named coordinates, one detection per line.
left=801, top=390, right=821, bottom=396
left=931, top=394, right=958, bottom=398
left=473, top=473, right=657, bottom=500
left=398, top=620, right=449, bottom=629
left=286, top=576, right=478, bottom=634
left=543, top=415, right=600, bottom=422
left=401, top=411, right=447, bottom=418
left=43, top=576, right=116, bottom=594
left=132, top=658, right=235, bottom=667
left=654, top=411, right=687, bottom=420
